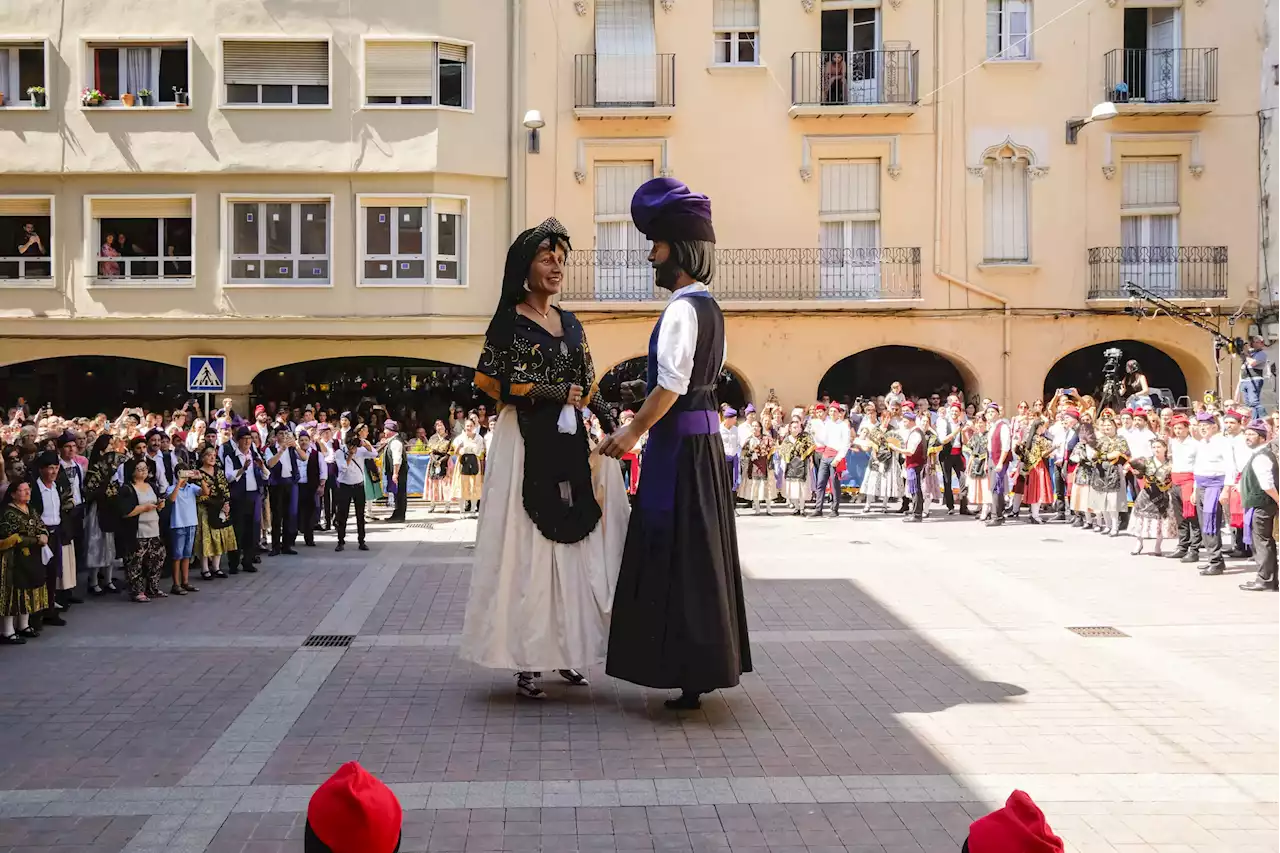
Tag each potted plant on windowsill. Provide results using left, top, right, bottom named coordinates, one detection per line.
left=0, top=92, right=6, bottom=106
left=27, top=86, right=46, bottom=107
left=138, top=88, right=153, bottom=106
left=172, top=86, right=190, bottom=107
left=121, top=92, right=135, bottom=106
left=81, top=87, right=106, bottom=107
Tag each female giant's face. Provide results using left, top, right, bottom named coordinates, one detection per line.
left=527, top=240, right=566, bottom=298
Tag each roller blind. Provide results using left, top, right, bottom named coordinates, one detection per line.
left=714, top=0, right=759, bottom=28
left=0, top=197, right=51, bottom=216
left=1122, top=157, right=1178, bottom=208
left=361, top=195, right=429, bottom=208
left=594, top=162, right=653, bottom=218
left=437, top=42, right=468, bottom=62
left=820, top=160, right=880, bottom=216
left=91, top=197, right=192, bottom=218
left=224, top=40, right=328, bottom=86
left=983, top=157, right=1028, bottom=262
left=365, top=41, right=433, bottom=97
left=596, top=0, right=656, bottom=55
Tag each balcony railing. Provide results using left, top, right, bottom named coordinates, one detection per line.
left=574, top=54, right=676, bottom=110
left=791, top=50, right=918, bottom=108
left=0, top=256, right=53, bottom=283
left=563, top=248, right=921, bottom=302
left=94, top=254, right=193, bottom=283
left=1104, top=47, right=1218, bottom=105
left=1086, top=246, right=1227, bottom=300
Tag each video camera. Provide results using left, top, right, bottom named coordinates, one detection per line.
left=1102, top=347, right=1124, bottom=380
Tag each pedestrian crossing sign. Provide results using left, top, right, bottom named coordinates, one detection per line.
left=187, top=355, right=226, bottom=393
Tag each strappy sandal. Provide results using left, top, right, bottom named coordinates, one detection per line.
left=200, top=568, right=213, bottom=580
left=152, top=590, right=169, bottom=598
left=17, top=626, right=39, bottom=639
left=182, top=583, right=199, bottom=593
left=132, top=593, right=150, bottom=603
left=516, top=672, right=546, bottom=699
left=213, top=569, right=228, bottom=579
left=0, top=633, right=25, bottom=645
left=104, top=581, right=120, bottom=593
left=557, top=669, right=589, bottom=686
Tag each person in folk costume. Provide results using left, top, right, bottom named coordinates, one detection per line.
left=779, top=419, right=814, bottom=515
left=1089, top=414, right=1130, bottom=536
left=29, top=450, right=75, bottom=626
left=1069, top=421, right=1099, bottom=529
left=962, top=416, right=992, bottom=521
left=983, top=404, right=1013, bottom=527
left=1018, top=418, right=1054, bottom=524
left=82, top=433, right=121, bottom=594
left=1050, top=409, right=1081, bottom=520
left=901, top=409, right=929, bottom=522
left=1237, top=419, right=1278, bottom=592
left=1164, top=413, right=1202, bottom=562
left=460, top=217, right=629, bottom=700
left=424, top=420, right=453, bottom=512
left=1220, top=409, right=1252, bottom=559
left=381, top=420, right=408, bottom=523
left=1125, top=437, right=1178, bottom=556
left=719, top=407, right=742, bottom=502
left=451, top=419, right=486, bottom=514
left=742, top=419, right=777, bottom=514
left=598, top=177, right=752, bottom=711
left=1192, top=412, right=1233, bottom=576
left=0, top=480, right=52, bottom=645
left=856, top=407, right=903, bottom=513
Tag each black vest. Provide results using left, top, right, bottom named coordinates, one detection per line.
left=672, top=295, right=725, bottom=413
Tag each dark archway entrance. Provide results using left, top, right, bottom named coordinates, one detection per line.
left=0, top=356, right=187, bottom=418
left=1043, top=340, right=1187, bottom=409
left=818, top=346, right=968, bottom=406
left=598, top=357, right=749, bottom=413
left=251, top=357, right=478, bottom=433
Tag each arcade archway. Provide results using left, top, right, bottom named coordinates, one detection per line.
left=251, top=357, right=479, bottom=431
left=597, top=357, right=751, bottom=413
left=0, top=356, right=187, bottom=418
left=817, top=346, right=972, bottom=405
left=1042, top=340, right=1187, bottom=409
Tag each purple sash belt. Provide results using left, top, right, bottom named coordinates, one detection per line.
left=1196, top=474, right=1224, bottom=535
left=1244, top=507, right=1256, bottom=546
left=637, top=410, right=718, bottom=522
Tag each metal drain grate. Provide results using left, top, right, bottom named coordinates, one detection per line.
left=302, top=634, right=355, bottom=648
left=1067, top=626, right=1129, bottom=638
left=406, top=521, right=435, bottom=529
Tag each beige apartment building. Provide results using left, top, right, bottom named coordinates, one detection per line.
left=523, top=0, right=1268, bottom=409
left=0, top=0, right=1271, bottom=415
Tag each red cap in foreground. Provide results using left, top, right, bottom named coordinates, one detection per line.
left=306, top=762, right=402, bottom=853
left=968, top=791, right=1064, bottom=853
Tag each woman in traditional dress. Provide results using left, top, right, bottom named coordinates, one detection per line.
left=742, top=420, right=776, bottom=514
left=1019, top=419, right=1054, bottom=524
left=194, top=444, right=237, bottom=579
left=1126, top=437, right=1177, bottom=556
left=83, top=433, right=121, bottom=594
left=451, top=419, right=486, bottom=515
left=1091, top=415, right=1131, bottom=536
left=0, top=481, right=51, bottom=645
left=425, top=420, right=453, bottom=511
left=858, top=408, right=904, bottom=513
left=459, top=217, right=630, bottom=700
left=964, top=419, right=993, bottom=520
left=1069, top=422, right=1098, bottom=528
left=779, top=419, right=814, bottom=515
left=359, top=423, right=384, bottom=509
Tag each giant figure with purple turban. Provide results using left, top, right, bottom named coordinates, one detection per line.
left=598, top=178, right=752, bottom=710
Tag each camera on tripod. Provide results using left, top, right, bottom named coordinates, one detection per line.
left=1102, top=347, right=1123, bottom=380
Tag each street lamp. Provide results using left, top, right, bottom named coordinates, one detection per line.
left=523, top=109, right=545, bottom=154
left=1065, top=101, right=1118, bottom=144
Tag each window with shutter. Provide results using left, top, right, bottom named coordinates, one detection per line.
left=84, top=40, right=189, bottom=106
left=89, top=196, right=193, bottom=285
left=986, top=0, right=1031, bottom=60
left=595, top=0, right=657, bottom=104
left=363, top=39, right=470, bottom=108
left=594, top=162, right=654, bottom=299
left=0, top=42, right=46, bottom=108
left=982, top=154, right=1029, bottom=263
left=713, top=0, right=759, bottom=66
left=1120, top=157, right=1179, bottom=294
left=0, top=196, right=53, bottom=284
left=819, top=160, right=882, bottom=298
left=223, top=39, right=330, bottom=106
left=227, top=198, right=331, bottom=286
left=357, top=194, right=467, bottom=286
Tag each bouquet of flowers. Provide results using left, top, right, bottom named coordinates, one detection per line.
left=81, top=87, right=106, bottom=106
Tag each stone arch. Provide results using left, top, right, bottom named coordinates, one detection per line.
left=0, top=355, right=187, bottom=417
left=1042, top=339, right=1189, bottom=409
left=815, top=345, right=981, bottom=405
left=970, top=137, right=1048, bottom=179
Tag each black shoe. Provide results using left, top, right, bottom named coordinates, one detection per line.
left=268, top=548, right=280, bottom=557
left=386, top=514, right=406, bottom=523
left=43, top=613, right=67, bottom=626
left=1053, top=512, right=1066, bottom=522
left=1028, top=517, right=1044, bottom=525
left=0, top=633, right=25, bottom=645
left=17, top=626, right=39, bottom=639
left=358, top=542, right=369, bottom=551
left=252, top=555, right=262, bottom=564
left=959, top=508, right=971, bottom=516
left=243, top=564, right=258, bottom=573
left=1071, top=518, right=1083, bottom=527
left=664, top=691, right=702, bottom=710
left=946, top=508, right=956, bottom=516
left=1166, top=550, right=1188, bottom=560
left=304, top=540, right=315, bottom=547
left=65, top=593, right=84, bottom=605
left=1198, top=564, right=1225, bottom=576
left=228, top=567, right=240, bottom=575
left=1180, top=553, right=1201, bottom=564
left=1239, top=580, right=1278, bottom=591
left=1226, top=549, right=1252, bottom=559
left=335, top=543, right=345, bottom=552
left=282, top=548, right=298, bottom=556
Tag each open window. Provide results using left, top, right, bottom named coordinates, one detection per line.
left=227, top=197, right=331, bottom=285
left=86, top=39, right=190, bottom=106
left=363, top=39, right=471, bottom=108
left=88, top=196, right=193, bottom=285
left=222, top=39, right=330, bottom=107
left=713, top=0, right=759, bottom=66
left=0, top=40, right=47, bottom=108
left=358, top=195, right=467, bottom=286
left=0, top=196, right=53, bottom=285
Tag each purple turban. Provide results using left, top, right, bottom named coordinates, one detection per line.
left=630, top=178, right=716, bottom=244
left=1196, top=411, right=1217, bottom=423
left=1246, top=419, right=1270, bottom=438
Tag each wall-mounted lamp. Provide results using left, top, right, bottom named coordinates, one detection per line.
left=1065, top=101, right=1118, bottom=144
left=523, top=109, right=545, bottom=154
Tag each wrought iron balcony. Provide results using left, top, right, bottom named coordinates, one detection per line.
left=790, top=50, right=918, bottom=116
left=562, top=248, right=921, bottom=303
left=573, top=53, right=676, bottom=117
left=1103, top=48, right=1218, bottom=114
left=1086, top=246, right=1227, bottom=300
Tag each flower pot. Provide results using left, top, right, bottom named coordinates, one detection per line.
left=174, top=92, right=190, bottom=107
left=121, top=93, right=135, bottom=107
left=32, top=92, right=46, bottom=107
left=0, top=92, right=6, bottom=106
left=140, top=94, right=153, bottom=106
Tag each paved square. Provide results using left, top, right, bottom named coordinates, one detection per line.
left=0, top=509, right=1275, bottom=852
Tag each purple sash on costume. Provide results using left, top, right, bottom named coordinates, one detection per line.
left=1244, top=507, right=1256, bottom=546
left=905, top=467, right=920, bottom=494
left=1196, top=474, right=1225, bottom=535
left=990, top=465, right=1008, bottom=495
left=637, top=410, right=718, bottom=522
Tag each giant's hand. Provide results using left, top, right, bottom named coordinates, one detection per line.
left=596, top=424, right=640, bottom=460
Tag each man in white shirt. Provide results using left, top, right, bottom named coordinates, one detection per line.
left=224, top=426, right=266, bottom=573
left=383, top=420, right=408, bottom=523
left=1048, top=409, right=1078, bottom=520
left=1221, top=410, right=1253, bottom=559
left=1166, top=414, right=1202, bottom=561
left=31, top=450, right=73, bottom=624
left=56, top=432, right=87, bottom=602
left=251, top=405, right=272, bottom=447
left=936, top=403, right=968, bottom=515
left=813, top=404, right=851, bottom=517
left=333, top=434, right=377, bottom=552
left=1192, top=413, right=1231, bottom=575
left=1238, top=418, right=1278, bottom=591
left=316, top=423, right=336, bottom=531
left=736, top=404, right=757, bottom=447
left=719, top=408, right=742, bottom=497
left=901, top=410, right=928, bottom=522
left=985, top=405, right=1013, bottom=527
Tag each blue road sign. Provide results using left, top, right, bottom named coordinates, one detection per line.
left=187, top=355, right=227, bottom=393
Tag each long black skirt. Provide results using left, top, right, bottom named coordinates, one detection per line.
left=605, top=433, right=752, bottom=692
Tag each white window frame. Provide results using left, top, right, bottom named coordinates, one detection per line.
left=360, top=36, right=475, bottom=112
left=0, top=194, right=56, bottom=289
left=712, top=0, right=760, bottom=69
left=818, top=159, right=882, bottom=297
left=356, top=193, right=469, bottom=288
left=986, top=0, right=1031, bottom=61
left=982, top=153, right=1031, bottom=263
left=84, top=194, right=196, bottom=290
left=1120, top=156, right=1180, bottom=295
left=222, top=194, right=334, bottom=288
left=0, top=37, right=50, bottom=109
left=593, top=161, right=655, bottom=299
left=80, top=36, right=193, bottom=109
left=218, top=36, right=334, bottom=110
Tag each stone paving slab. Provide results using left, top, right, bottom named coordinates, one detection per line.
left=0, top=815, right=148, bottom=853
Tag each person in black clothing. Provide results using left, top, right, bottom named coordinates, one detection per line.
left=224, top=427, right=267, bottom=574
